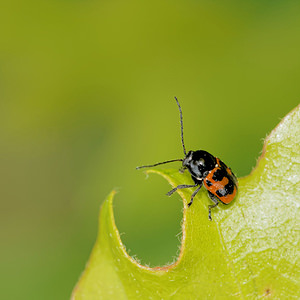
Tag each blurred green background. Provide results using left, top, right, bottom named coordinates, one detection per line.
left=1, top=0, right=299, bottom=299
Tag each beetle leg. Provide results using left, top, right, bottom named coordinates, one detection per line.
left=207, top=192, right=219, bottom=221
left=166, top=184, right=198, bottom=196
left=187, top=183, right=203, bottom=207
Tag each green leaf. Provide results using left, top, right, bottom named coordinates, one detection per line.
left=72, top=105, right=300, bottom=299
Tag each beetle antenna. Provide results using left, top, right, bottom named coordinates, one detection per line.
left=174, top=97, right=187, bottom=156
left=136, top=159, right=183, bottom=170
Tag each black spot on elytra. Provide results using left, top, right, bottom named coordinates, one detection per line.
left=216, top=189, right=227, bottom=197
left=224, top=180, right=235, bottom=194
left=212, top=168, right=225, bottom=181
left=205, top=179, right=212, bottom=187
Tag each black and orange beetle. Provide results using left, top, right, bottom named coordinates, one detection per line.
left=136, top=97, right=238, bottom=220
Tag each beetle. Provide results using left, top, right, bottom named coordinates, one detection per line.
left=136, top=97, right=238, bottom=220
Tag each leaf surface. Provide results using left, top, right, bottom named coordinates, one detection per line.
left=72, top=105, right=300, bottom=299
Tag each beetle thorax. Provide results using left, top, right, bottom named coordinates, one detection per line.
left=183, top=150, right=216, bottom=180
